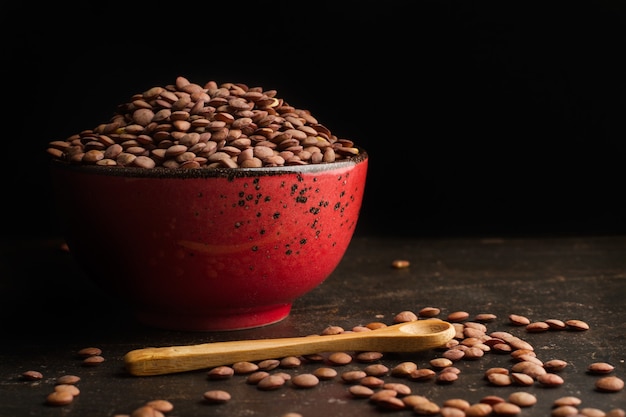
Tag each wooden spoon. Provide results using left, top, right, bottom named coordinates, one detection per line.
left=124, top=319, right=455, bottom=376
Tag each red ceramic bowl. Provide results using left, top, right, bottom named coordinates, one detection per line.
left=51, top=152, right=367, bottom=331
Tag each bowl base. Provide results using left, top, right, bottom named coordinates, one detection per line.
left=134, top=304, right=292, bottom=331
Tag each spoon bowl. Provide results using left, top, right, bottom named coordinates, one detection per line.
left=125, top=319, right=455, bottom=376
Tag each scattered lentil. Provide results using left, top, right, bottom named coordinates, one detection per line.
left=291, top=373, right=319, bottom=388
left=588, top=362, right=615, bottom=374
left=203, top=389, right=231, bottom=404
left=393, top=310, right=418, bottom=322
left=418, top=307, right=441, bottom=318
left=391, top=259, right=410, bottom=269
left=207, top=366, right=234, bottom=379
left=21, top=370, right=43, bottom=381
left=327, top=352, right=352, bottom=365
left=447, top=311, right=470, bottom=322
left=144, top=400, right=174, bottom=413
left=77, top=347, right=102, bottom=357
left=595, top=376, right=624, bottom=392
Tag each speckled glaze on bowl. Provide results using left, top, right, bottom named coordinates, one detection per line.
left=50, top=152, right=367, bottom=331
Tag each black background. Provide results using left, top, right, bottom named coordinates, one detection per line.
left=3, top=1, right=625, bottom=238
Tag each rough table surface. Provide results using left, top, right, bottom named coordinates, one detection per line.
left=1, top=234, right=625, bottom=416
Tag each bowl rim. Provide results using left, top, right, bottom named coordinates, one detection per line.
left=49, top=149, right=368, bottom=179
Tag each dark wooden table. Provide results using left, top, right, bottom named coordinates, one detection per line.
left=1, top=234, right=625, bottom=416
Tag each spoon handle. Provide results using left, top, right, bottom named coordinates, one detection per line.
left=124, top=319, right=454, bottom=376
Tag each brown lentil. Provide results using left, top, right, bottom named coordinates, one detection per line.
left=440, top=366, right=461, bottom=374
left=365, top=321, right=388, bottom=330
left=412, top=400, right=441, bottom=415
left=130, top=406, right=165, bottom=417
left=510, top=361, right=546, bottom=378
left=369, top=389, right=398, bottom=403
left=203, top=389, right=231, bottom=403
left=526, top=321, right=550, bottom=332
left=144, top=400, right=174, bottom=413
left=474, top=313, right=497, bottom=322
left=320, top=325, right=344, bottom=335
left=83, top=355, right=105, bottom=366
left=430, top=357, right=453, bottom=369
left=313, top=367, right=338, bottom=380
left=232, top=361, right=259, bottom=374
left=351, top=325, right=371, bottom=332
left=391, top=259, right=410, bottom=269
left=447, top=311, right=470, bottom=322
left=273, top=372, right=292, bottom=381
left=510, top=372, right=535, bottom=386
left=581, top=408, right=609, bottom=417
left=257, top=375, right=286, bottom=390
left=508, top=391, right=537, bottom=407
left=21, top=370, right=43, bottom=380
left=56, top=374, right=81, bottom=385
left=440, top=406, right=467, bottom=417
left=77, top=346, right=102, bottom=357
left=390, top=361, right=418, bottom=377
left=595, top=376, right=624, bottom=392
left=418, top=307, right=441, bottom=318
left=492, top=343, right=513, bottom=353
left=551, top=405, right=580, bottom=417
left=360, top=375, right=385, bottom=388
left=544, top=359, right=568, bottom=371
left=257, top=359, right=281, bottom=371
left=436, top=371, right=459, bottom=384
left=485, top=367, right=510, bottom=378
left=463, top=346, right=486, bottom=360
left=403, top=394, right=432, bottom=407
left=588, top=362, right=615, bottom=374
left=376, top=396, right=406, bottom=410
left=492, top=402, right=522, bottom=416
left=246, top=371, right=270, bottom=384
left=507, top=336, right=534, bottom=351
left=480, top=395, right=505, bottom=405
left=46, top=390, right=74, bottom=406
left=508, top=314, right=531, bottom=326
left=515, top=353, right=543, bottom=366
left=382, top=382, right=411, bottom=395
left=465, top=402, right=493, bottom=417
left=536, top=372, right=564, bottom=387
left=280, top=356, right=301, bottom=368
left=443, top=398, right=471, bottom=410
left=54, top=384, right=80, bottom=396
left=291, top=373, right=319, bottom=388
left=348, top=384, right=375, bottom=398
left=363, top=363, right=389, bottom=376
left=207, top=366, right=234, bottom=379
left=487, top=372, right=512, bottom=386
left=565, top=319, right=590, bottom=330
left=327, top=351, right=352, bottom=365
left=510, top=348, right=535, bottom=359
left=393, top=310, right=418, bottom=322
left=341, top=370, right=367, bottom=383
left=408, top=368, right=436, bottom=381
left=355, top=351, right=383, bottom=362
left=442, top=348, right=465, bottom=361
left=545, top=318, right=567, bottom=330
left=553, top=396, right=583, bottom=407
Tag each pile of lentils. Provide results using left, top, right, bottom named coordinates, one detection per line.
left=46, top=76, right=360, bottom=169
